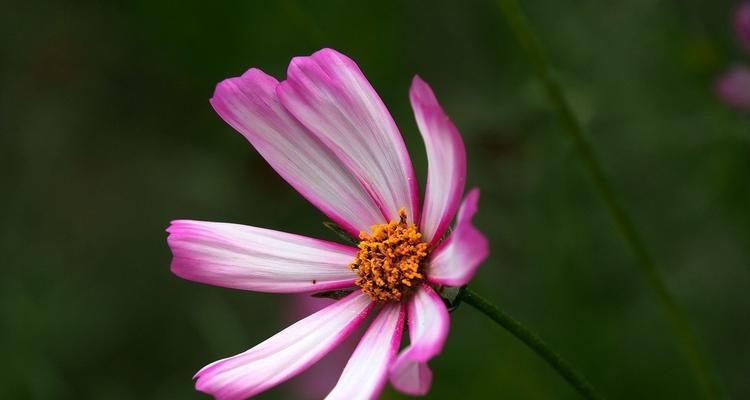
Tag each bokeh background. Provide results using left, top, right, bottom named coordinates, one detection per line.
left=2, top=1, right=749, bottom=399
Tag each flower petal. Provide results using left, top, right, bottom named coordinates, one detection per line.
left=389, top=284, right=449, bottom=395
left=326, top=302, right=405, bottom=400
left=210, top=67, right=384, bottom=236
left=278, top=48, right=419, bottom=224
left=410, top=76, right=467, bottom=245
left=427, top=188, right=489, bottom=286
left=285, top=296, right=362, bottom=399
left=167, top=220, right=358, bottom=293
left=193, top=292, right=374, bottom=400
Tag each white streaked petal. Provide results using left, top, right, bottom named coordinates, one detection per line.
left=390, top=284, right=450, bottom=395
left=410, top=76, right=467, bottom=245
left=278, top=48, right=419, bottom=224
left=326, top=302, right=405, bottom=400
left=194, top=292, right=374, bottom=400
left=428, top=188, right=489, bottom=286
left=210, top=67, right=384, bottom=236
left=167, top=220, right=358, bottom=293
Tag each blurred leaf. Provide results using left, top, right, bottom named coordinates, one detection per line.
left=436, top=285, right=465, bottom=313
left=322, top=221, right=359, bottom=246
left=311, top=289, right=355, bottom=300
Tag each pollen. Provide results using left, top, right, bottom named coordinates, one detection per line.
left=349, top=208, right=428, bottom=302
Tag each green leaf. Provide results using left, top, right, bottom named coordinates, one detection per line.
left=435, top=284, right=465, bottom=313
left=311, top=289, right=355, bottom=300
left=322, top=221, right=359, bottom=246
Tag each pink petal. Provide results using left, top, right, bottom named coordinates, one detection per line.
left=167, top=220, right=358, bottom=293
left=194, top=292, right=374, bottom=400
left=410, top=76, right=467, bottom=246
left=277, top=48, right=420, bottom=225
left=389, top=285, right=450, bottom=395
left=210, top=68, right=384, bottom=236
left=427, top=188, right=489, bottom=286
left=326, top=302, right=405, bottom=400
left=284, top=296, right=362, bottom=399
left=736, top=2, right=750, bottom=54
left=715, top=65, right=750, bottom=111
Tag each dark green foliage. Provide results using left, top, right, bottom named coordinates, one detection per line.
left=1, top=1, right=748, bottom=399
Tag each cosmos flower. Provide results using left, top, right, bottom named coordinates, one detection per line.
left=736, top=1, right=750, bottom=54
left=716, top=2, right=750, bottom=111
left=715, top=64, right=750, bottom=110
left=167, top=48, right=489, bottom=399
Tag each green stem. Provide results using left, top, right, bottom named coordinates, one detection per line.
left=492, top=0, right=722, bottom=398
left=461, top=288, right=604, bottom=400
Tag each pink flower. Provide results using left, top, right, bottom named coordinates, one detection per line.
left=715, top=65, right=750, bottom=110
left=736, top=2, right=750, bottom=54
left=167, top=48, right=489, bottom=399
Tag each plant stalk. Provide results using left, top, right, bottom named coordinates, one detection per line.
left=491, top=0, right=722, bottom=397
left=461, top=288, right=604, bottom=400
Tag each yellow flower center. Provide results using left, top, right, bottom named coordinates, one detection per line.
left=349, top=208, right=428, bottom=302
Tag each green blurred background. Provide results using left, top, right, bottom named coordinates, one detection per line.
left=2, top=0, right=749, bottom=399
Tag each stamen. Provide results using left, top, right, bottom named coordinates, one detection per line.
left=349, top=208, right=428, bottom=302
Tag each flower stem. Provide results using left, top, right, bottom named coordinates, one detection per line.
left=492, top=0, right=722, bottom=398
left=460, top=288, right=604, bottom=400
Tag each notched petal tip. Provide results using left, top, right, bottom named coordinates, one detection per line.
left=278, top=48, right=420, bottom=225
left=207, top=58, right=387, bottom=235
left=209, top=68, right=278, bottom=109
left=285, top=54, right=315, bottom=73
left=165, top=219, right=182, bottom=233
left=311, top=47, right=344, bottom=59
left=311, top=48, right=362, bottom=72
